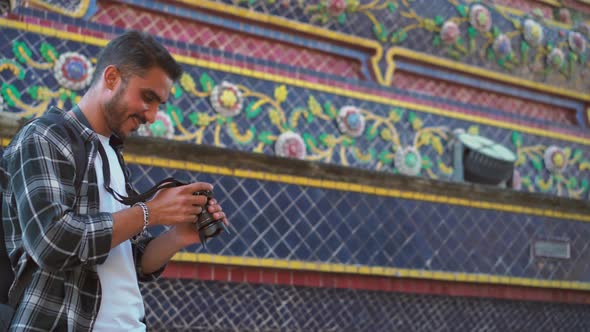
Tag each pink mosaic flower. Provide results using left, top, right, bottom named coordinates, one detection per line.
left=327, top=0, right=347, bottom=16
left=275, top=131, right=306, bottom=159
left=440, top=21, right=460, bottom=45
left=577, top=23, right=590, bottom=38
left=557, top=8, right=571, bottom=24
left=568, top=31, right=587, bottom=55
left=512, top=169, right=522, bottom=190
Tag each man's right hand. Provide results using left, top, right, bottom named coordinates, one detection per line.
left=146, top=182, right=213, bottom=226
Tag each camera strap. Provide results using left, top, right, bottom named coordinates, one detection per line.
left=71, top=106, right=187, bottom=207
left=95, top=141, right=187, bottom=206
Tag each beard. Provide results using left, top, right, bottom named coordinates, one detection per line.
left=103, top=81, right=132, bottom=139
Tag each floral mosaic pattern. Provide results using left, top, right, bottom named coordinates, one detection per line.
left=1, top=35, right=589, bottom=200
left=227, top=0, right=590, bottom=90
left=512, top=132, right=590, bottom=198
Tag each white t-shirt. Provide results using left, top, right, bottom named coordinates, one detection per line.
left=93, top=134, right=146, bottom=331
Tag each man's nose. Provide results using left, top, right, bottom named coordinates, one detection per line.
left=145, top=106, right=158, bottom=123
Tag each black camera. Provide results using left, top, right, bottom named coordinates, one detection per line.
left=193, top=190, right=228, bottom=247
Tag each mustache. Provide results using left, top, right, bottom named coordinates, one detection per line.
left=130, top=114, right=147, bottom=125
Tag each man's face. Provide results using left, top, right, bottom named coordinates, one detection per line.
left=103, top=66, right=173, bottom=139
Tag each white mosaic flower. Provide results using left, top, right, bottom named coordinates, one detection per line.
left=395, top=146, right=422, bottom=176
left=523, top=19, right=544, bottom=47
left=275, top=131, right=306, bottom=160
left=336, top=106, right=365, bottom=138
left=210, top=81, right=243, bottom=117
left=547, top=48, right=564, bottom=69
left=53, top=52, right=94, bottom=90
left=544, top=146, right=567, bottom=173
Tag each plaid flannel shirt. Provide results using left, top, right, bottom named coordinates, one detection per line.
left=1, top=107, right=163, bottom=331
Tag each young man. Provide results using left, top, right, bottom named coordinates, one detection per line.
left=1, top=31, right=228, bottom=331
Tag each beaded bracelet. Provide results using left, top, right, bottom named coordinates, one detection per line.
left=133, top=202, right=150, bottom=237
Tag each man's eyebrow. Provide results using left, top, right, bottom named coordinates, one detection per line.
left=142, top=88, right=166, bottom=104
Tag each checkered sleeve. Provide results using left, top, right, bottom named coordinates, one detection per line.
left=132, top=236, right=166, bottom=282
left=11, top=128, right=113, bottom=271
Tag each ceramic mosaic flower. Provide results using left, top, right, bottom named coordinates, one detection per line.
left=470, top=5, right=492, bottom=33
left=529, top=8, right=545, bottom=22
left=577, top=23, right=590, bottom=38
left=440, top=21, right=460, bottom=45
left=395, top=146, right=422, bottom=176
left=557, top=8, right=571, bottom=24
left=544, top=146, right=567, bottom=173
left=336, top=106, right=365, bottom=138
left=512, top=169, right=522, bottom=190
left=547, top=48, right=564, bottom=69
left=210, top=81, right=243, bottom=117
left=0, top=0, right=10, bottom=15
left=275, top=131, right=306, bottom=160
left=523, top=19, right=543, bottom=47
left=568, top=31, right=587, bottom=55
left=137, top=111, right=175, bottom=139
left=493, top=34, right=512, bottom=57
left=53, top=52, right=93, bottom=90
left=327, top=0, right=347, bottom=16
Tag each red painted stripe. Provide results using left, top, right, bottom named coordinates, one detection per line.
left=163, top=262, right=590, bottom=304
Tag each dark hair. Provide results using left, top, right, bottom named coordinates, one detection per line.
left=90, top=30, right=183, bottom=86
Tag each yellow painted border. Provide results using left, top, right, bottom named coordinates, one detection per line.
left=386, top=47, right=590, bottom=102
left=535, top=0, right=562, bottom=6
left=29, top=0, right=91, bottom=19
left=171, top=252, right=590, bottom=291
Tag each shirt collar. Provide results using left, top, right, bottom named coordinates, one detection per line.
left=71, top=105, right=124, bottom=151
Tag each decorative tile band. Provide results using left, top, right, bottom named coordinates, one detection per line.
left=1, top=17, right=589, bottom=146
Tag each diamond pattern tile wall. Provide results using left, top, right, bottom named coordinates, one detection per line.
left=90, top=2, right=363, bottom=79
left=141, top=279, right=590, bottom=331
left=392, top=71, right=578, bottom=126
left=129, top=163, right=590, bottom=283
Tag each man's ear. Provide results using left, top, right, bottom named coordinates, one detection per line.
left=103, top=65, right=120, bottom=90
